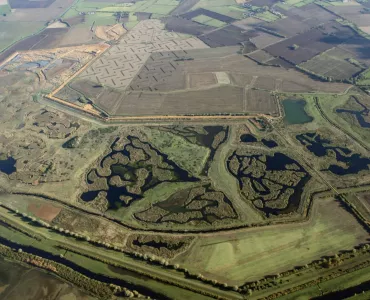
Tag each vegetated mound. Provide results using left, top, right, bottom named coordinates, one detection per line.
left=29, top=109, right=80, bottom=139
left=125, top=234, right=194, bottom=259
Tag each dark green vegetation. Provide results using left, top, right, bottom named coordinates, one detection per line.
left=135, top=184, right=238, bottom=225
left=78, top=126, right=240, bottom=230
left=296, top=132, right=370, bottom=175
left=227, top=150, right=310, bottom=216
left=282, top=99, right=313, bottom=125
left=2, top=0, right=370, bottom=298
left=336, top=96, right=370, bottom=129
left=80, top=134, right=197, bottom=210
left=126, top=234, right=194, bottom=259
left=156, top=125, right=228, bottom=173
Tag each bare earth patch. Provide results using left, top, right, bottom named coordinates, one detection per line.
left=28, top=203, right=62, bottom=222
left=95, top=24, right=127, bottom=41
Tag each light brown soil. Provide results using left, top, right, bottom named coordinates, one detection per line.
left=28, top=203, right=62, bottom=222
left=95, top=24, right=126, bottom=41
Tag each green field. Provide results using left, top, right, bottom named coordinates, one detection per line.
left=0, top=206, right=216, bottom=300
left=84, top=13, right=117, bottom=26
left=256, top=11, right=280, bottom=22
left=326, top=1, right=362, bottom=6
left=192, top=15, right=227, bottom=27
left=356, top=68, right=370, bottom=86
left=284, top=0, right=303, bottom=5
left=207, top=5, right=246, bottom=19
left=64, top=251, right=212, bottom=300
left=174, top=197, right=369, bottom=285
left=277, top=264, right=370, bottom=299
left=145, top=128, right=210, bottom=176
left=294, top=0, right=315, bottom=7
left=64, top=0, right=179, bottom=18
left=283, top=0, right=315, bottom=6
left=192, top=0, right=246, bottom=19
left=194, top=0, right=236, bottom=8
left=0, top=22, right=45, bottom=52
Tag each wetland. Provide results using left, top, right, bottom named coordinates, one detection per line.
left=227, top=150, right=310, bottom=216
left=296, top=132, right=370, bottom=175
left=81, top=135, right=197, bottom=211
left=336, top=96, right=370, bottom=129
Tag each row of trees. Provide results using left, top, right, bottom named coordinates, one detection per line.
left=8, top=201, right=370, bottom=298
left=0, top=242, right=139, bottom=299
left=1, top=204, right=240, bottom=296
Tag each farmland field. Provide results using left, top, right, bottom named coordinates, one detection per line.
left=1, top=0, right=370, bottom=299
left=0, top=257, right=97, bottom=300
left=299, top=47, right=364, bottom=80
left=0, top=22, right=44, bottom=52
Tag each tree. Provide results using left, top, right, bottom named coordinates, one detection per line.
left=290, top=44, right=299, bottom=50
left=18, top=248, right=23, bottom=253
left=78, top=95, right=89, bottom=104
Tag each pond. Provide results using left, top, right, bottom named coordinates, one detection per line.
left=227, top=151, right=310, bottom=216
left=80, top=136, right=198, bottom=210
left=261, top=139, right=278, bottom=148
left=296, top=133, right=370, bottom=175
left=240, top=134, right=278, bottom=148
left=0, top=156, right=16, bottom=175
left=283, top=99, right=313, bottom=125
left=240, top=134, right=257, bottom=143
